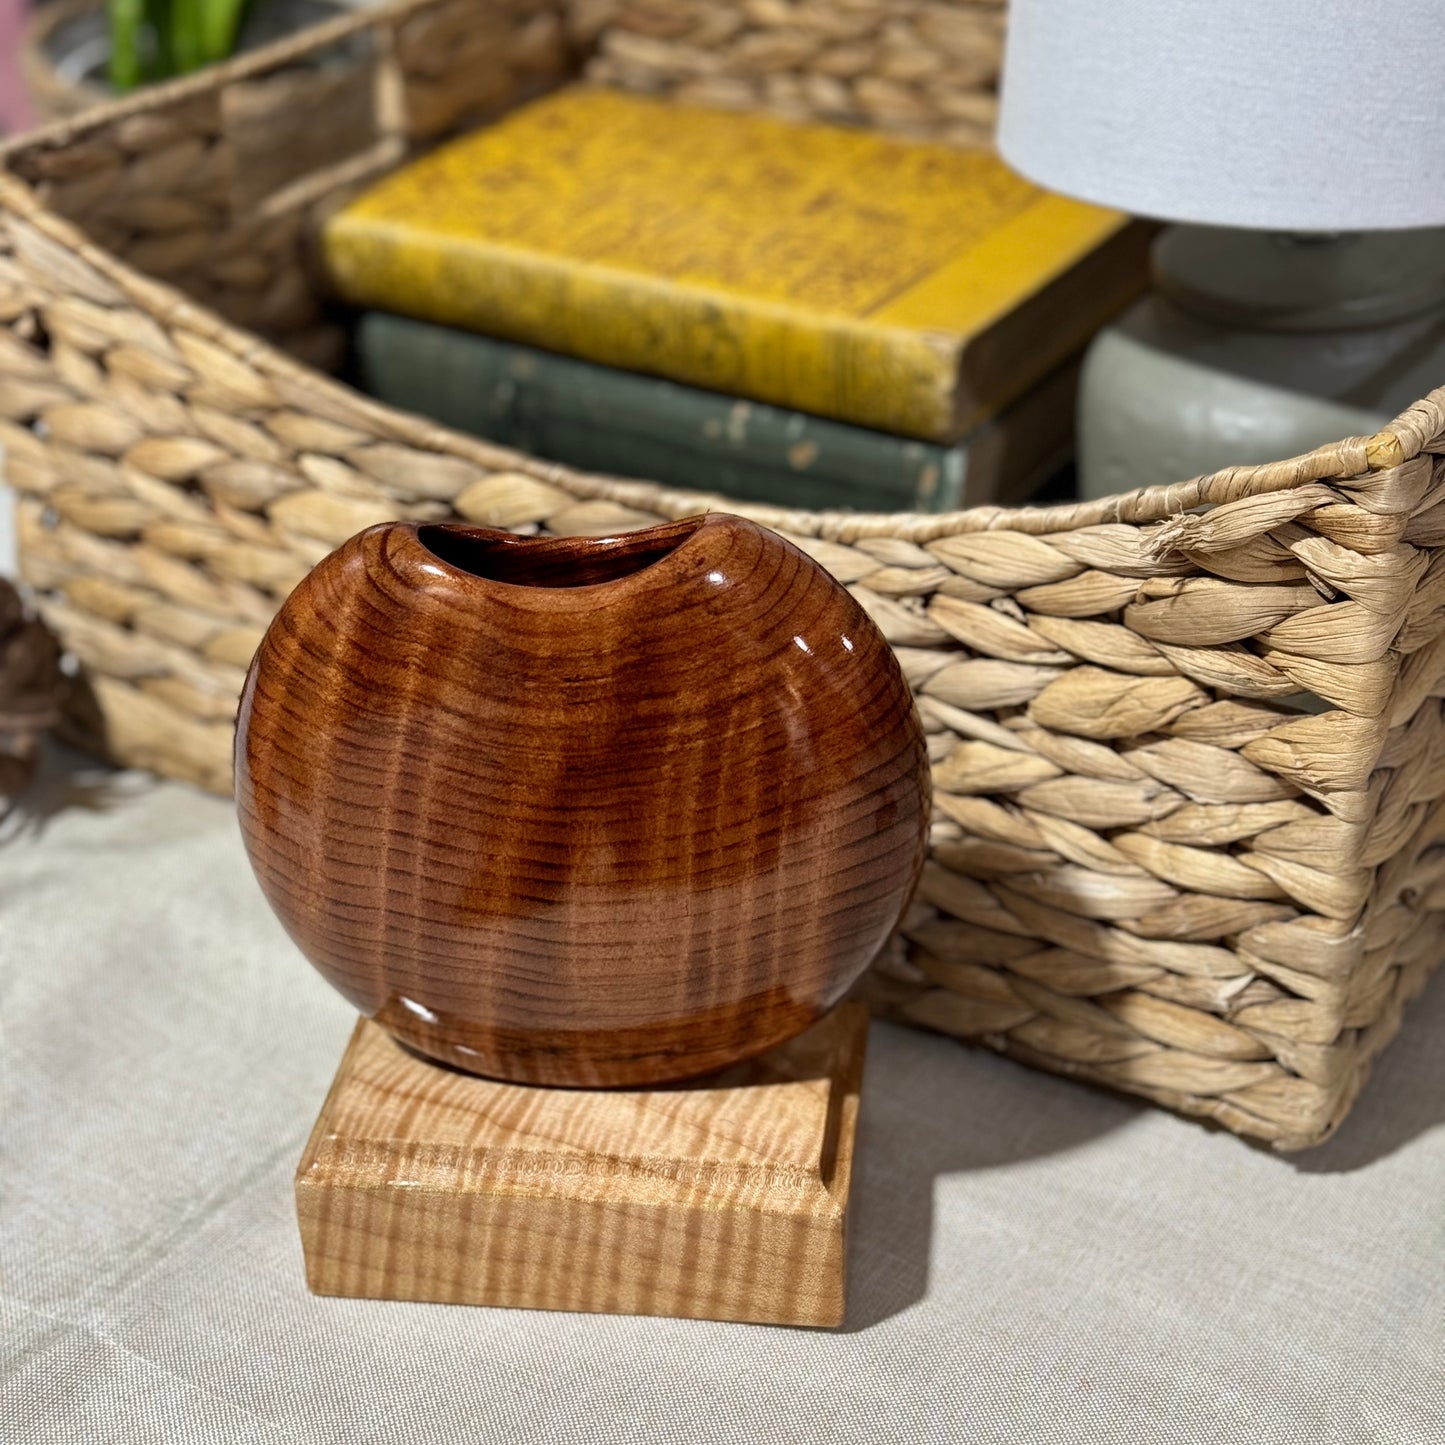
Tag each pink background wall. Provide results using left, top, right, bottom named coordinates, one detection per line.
left=0, top=0, right=37, bottom=136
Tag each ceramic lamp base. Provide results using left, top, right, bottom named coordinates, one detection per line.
left=295, top=1006, right=868, bottom=1327
left=1078, top=226, right=1445, bottom=500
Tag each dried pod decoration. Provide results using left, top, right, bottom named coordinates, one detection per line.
left=0, top=579, right=63, bottom=812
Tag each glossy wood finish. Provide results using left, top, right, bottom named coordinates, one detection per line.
left=236, top=513, right=928, bottom=1086
left=295, top=1005, right=867, bottom=1325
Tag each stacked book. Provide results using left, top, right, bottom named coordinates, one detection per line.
left=324, top=87, right=1150, bottom=513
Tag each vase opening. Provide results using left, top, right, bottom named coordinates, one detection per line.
left=416, top=517, right=707, bottom=588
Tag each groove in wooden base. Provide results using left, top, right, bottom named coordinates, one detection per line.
left=294, top=1005, right=868, bottom=1326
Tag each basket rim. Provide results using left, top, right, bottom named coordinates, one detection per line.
left=2, top=0, right=1442, bottom=546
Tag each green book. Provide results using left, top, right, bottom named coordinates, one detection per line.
left=353, top=313, right=1078, bottom=512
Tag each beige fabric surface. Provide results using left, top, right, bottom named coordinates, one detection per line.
left=2, top=746, right=1442, bottom=1444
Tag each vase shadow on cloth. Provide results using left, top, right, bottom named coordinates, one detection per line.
left=841, top=1020, right=1139, bottom=1332
left=1284, top=968, right=1445, bottom=1176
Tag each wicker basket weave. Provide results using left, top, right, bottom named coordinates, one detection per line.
left=2, top=0, right=1442, bottom=1150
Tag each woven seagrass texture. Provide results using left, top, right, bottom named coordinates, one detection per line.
left=3, top=0, right=1444, bottom=1149
left=574, top=0, right=1003, bottom=147
left=20, top=0, right=108, bottom=125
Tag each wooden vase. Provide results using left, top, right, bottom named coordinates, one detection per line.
left=236, top=514, right=929, bottom=1086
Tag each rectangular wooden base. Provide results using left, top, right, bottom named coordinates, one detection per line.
left=295, top=1005, right=868, bottom=1326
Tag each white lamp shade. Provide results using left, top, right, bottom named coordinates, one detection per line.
left=998, top=0, right=1445, bottom=231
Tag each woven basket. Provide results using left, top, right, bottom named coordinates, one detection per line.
left=2, top=0, right=1442, bottom=1151
left=19, top=0, right=108, bottom=125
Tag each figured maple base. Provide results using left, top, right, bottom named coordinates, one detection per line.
left=294, top=1005, right=868, bottom=1327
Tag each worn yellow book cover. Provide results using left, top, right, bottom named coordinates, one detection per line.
left=324, top=87, right=1145, bottom=442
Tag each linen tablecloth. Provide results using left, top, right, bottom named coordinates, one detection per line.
left=3, top=747, right=1442, bottom=1443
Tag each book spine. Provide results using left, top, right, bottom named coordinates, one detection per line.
left=355, top=314, right=967, bottom=511
left=328, top=221, right=962, bottom=442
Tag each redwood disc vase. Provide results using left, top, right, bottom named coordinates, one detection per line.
left=235, top=514, right=929, bottom=1086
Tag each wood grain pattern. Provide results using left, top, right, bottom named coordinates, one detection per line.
left=295, top=1005, right=868, bottom=1326
left=236, top=514, right=928, bottom=1085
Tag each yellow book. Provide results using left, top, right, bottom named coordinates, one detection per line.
left=324, top=87, right=1148, bottom=443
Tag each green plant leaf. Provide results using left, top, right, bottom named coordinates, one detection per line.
left=109, top=0, right=251, bottom=86
left=170, top=0, right=203, bottom=73
left=145, top=0, right=175, bottom=81
left=108, top=0, right=145, bottom=90
left=199, top=0, right=249, bottom=64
